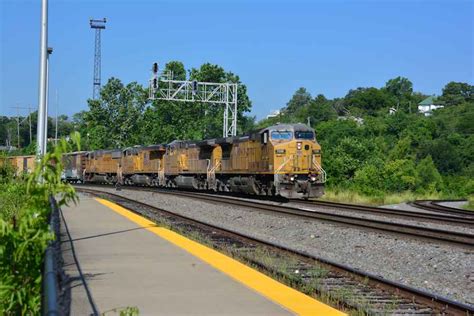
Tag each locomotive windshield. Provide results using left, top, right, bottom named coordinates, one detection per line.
left=271, top=131, right=293, bottom=140
left=295, top=131, right=314, bottom=140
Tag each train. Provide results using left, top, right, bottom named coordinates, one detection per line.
left=2, top=123, right=326, bottom=199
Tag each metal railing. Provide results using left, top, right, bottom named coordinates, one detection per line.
left=312, top=156, right=327, bottom=183
left=42, top=196, right=61, bottom=316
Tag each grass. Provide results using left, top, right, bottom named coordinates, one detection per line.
left=318, top=188, right=446, bottom=206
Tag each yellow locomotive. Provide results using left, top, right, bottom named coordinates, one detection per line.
left=162, top=123, right=325, bottom=198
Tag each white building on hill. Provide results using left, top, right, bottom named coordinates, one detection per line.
left=418, top=96, right=444, bottom=116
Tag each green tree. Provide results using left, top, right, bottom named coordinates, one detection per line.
left=439, top=82, right=474, bottom=106
left=298, top=94, right=337, bottom=126
left=344, top=87, right=395, bottom=115
left=415, top=155, right=443, bottom=193
left=165, top=61, right=186, bottom=80
left=284, top=87, right=312, bottom=115
left=385, top=76, right=413, bottom=97
left=354, top=162, right=385, bottom=196
left=84, top=78, right=148, bottom=149
left=384, top=76, right=414, bottom=112
left=383, top=159, right=417, bottom=192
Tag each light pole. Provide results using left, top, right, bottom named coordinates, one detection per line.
left=55, top=90, right=58, bottom=145
left=36, top=0, right=48, bottom=158
left=43, top=46, right=53, bottom=153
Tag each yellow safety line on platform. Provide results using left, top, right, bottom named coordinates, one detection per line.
left=95, top=197, right=346, bottom=316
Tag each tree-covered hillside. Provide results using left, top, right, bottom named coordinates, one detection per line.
left=257, top=79, right=473, bottom=199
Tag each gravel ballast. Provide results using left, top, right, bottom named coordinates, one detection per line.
left=79, top=187, right=474, bottom=307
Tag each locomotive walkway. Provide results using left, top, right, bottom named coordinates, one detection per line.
left=60, top=193, right=344, bottom=315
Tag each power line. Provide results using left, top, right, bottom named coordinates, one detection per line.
left=10, top=105, right=34, bottom=148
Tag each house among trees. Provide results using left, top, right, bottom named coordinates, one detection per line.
left=418, top=96, right=444, bottom=116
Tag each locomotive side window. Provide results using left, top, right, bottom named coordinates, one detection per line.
left=261, top=131, right=268, bottom=144
left=221, top=143, right=233, bottom=159
left=271, top=131, right=293, bottom=140
left=149, top=150, right=161, bottom=160
left=295, top=131, right=314, bottom=140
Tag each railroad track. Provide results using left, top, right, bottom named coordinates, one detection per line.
left=76, top=188, right=474, bottom=316
left=410, top=200, right=474, bottom=218
left=296, top=199, right=474, bottom=225
left=74, top=184, right=474, bottom=247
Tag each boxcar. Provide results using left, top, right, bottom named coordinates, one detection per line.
left=62, top=151, right=88, bottom=183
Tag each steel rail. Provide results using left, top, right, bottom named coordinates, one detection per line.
left=410, top=200, right=474, bottom=218
left=135, top=188, right=474, bottom=247
left=74, top=185, right=474, bottom=247
left=74, top=183, right=473, bottom=224
left=296, top=199, right=474, bottom=225
left=76, top=188, right=474, bottom=316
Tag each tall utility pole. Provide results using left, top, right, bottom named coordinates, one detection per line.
left=90, top=18, right=106, bottom=99
left=29, top=107, right=32, bottom=144
left=16, top=105, right=20, bottom=148
left=36, top=0, right=48, bottom=158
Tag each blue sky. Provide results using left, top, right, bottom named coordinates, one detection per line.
left=1, top=0, right=473, bottom=120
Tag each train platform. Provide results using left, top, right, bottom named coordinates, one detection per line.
left=60, top=193, right=345, bottom=315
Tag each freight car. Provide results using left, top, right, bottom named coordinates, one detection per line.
left=62, top=151, right=88, bottom=183
left=2, top=155, right=36, bottom=176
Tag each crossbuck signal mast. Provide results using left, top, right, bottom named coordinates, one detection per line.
left=90, top=18, right=106, bottom=99
left=148, top=62, right=238, bottom=137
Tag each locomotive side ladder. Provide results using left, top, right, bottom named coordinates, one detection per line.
left=207, top=159, right=221, bottom=190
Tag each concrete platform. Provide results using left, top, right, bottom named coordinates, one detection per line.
left=60, top=193, right=344, bottom=316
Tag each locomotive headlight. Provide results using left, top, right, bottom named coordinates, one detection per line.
left=310, top=176, right=317, bottom=182
left=290, top=175, right=295, bottom=182
left=275, top=149, right=286, bottom=154
left=297, top=142, right=302, bottom=150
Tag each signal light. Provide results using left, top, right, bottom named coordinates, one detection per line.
left=152, top=78, right=158, bottom=89
left=193, top=80, right=197, bottom=94
left=152, top=62, right=159, bottom=74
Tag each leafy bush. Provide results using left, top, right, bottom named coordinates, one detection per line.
left=0, top=134, right=80, bottom=314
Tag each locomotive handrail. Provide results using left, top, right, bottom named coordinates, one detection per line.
left=312, top=156, right=327, bottom=183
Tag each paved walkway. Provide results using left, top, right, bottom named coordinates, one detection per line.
left=60, top=193, right=344, bottom=316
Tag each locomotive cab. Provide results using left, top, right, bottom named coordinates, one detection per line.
left=262, top=123, right=326, bottom=199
